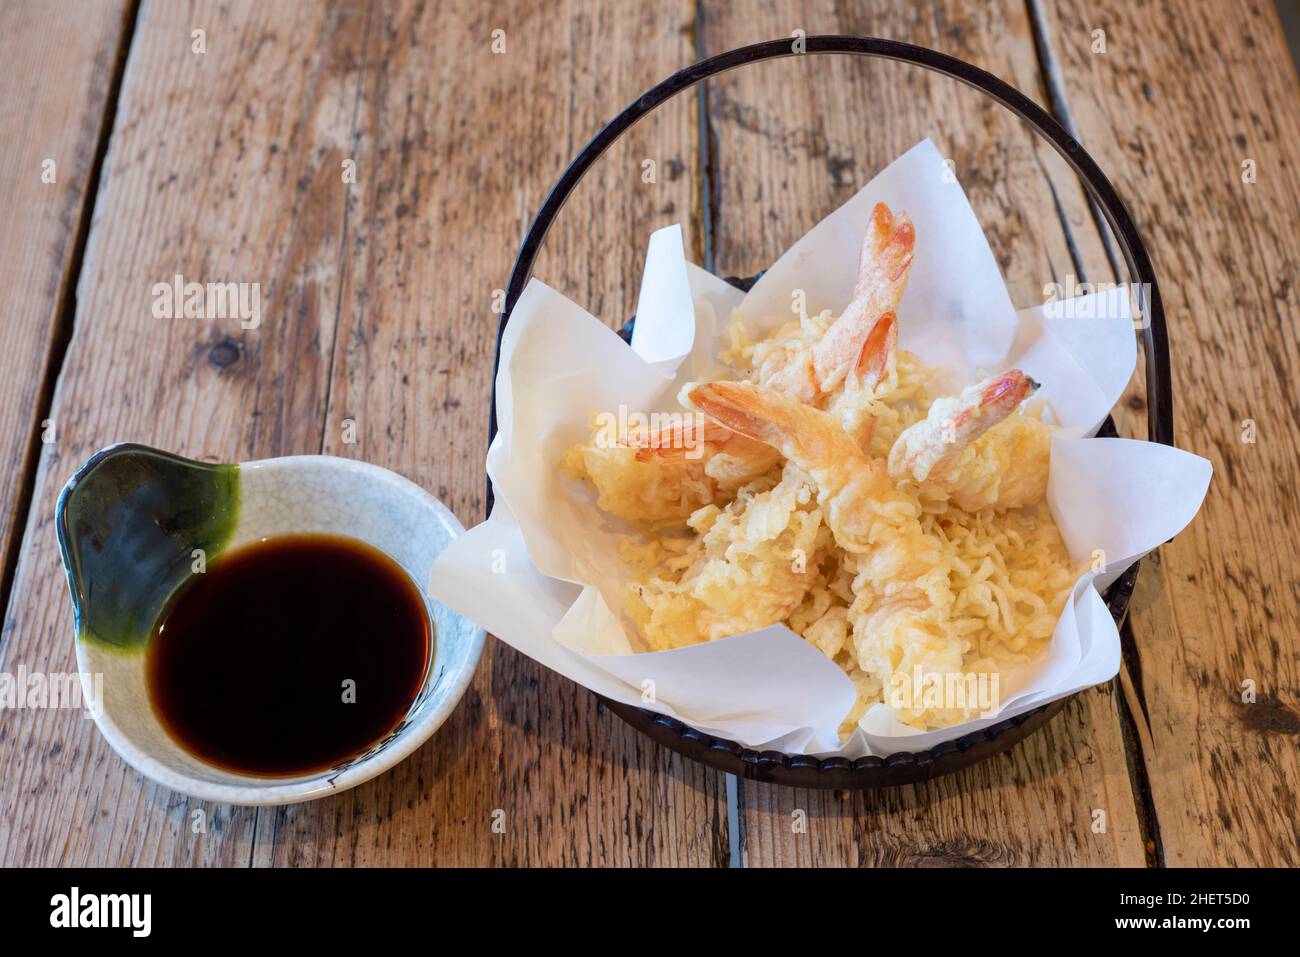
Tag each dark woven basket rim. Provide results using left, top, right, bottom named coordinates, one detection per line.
left=487, top=35, right=1172, bottom=787
left=608, top=697, right=1063, bottom=773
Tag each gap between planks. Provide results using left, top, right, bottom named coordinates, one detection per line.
left=3, top=4, right=1167, bottom=869
left=704, top=6, right=1167, bottom=865
left=692, top=0, right=742, bottom=868
left=315, top=0, right=377, bottom=456
left=1024, top=0, right=1164, bottom=867
left=0, top=0, right=142, bottom=647
left=1025, top=0, right=1123, bottom=280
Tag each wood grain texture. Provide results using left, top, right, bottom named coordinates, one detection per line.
left=1, top=0, right=406, bottom=866
left=252, top=0, right=727, bottom=867
left=698, top=0, right=1146, bottom=866
left=0, top=0, right=129, bottom=604
left=1037, top=0, right=1300, bottom=866
left=3, top=0, right=1294, bottom=868
left=0, top=0, right=726, bottom=867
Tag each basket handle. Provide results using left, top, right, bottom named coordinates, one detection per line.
left=489, top=36, right=1173, bottom=511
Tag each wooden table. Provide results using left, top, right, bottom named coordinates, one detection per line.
left=1, top=0, right=1296, bottom=867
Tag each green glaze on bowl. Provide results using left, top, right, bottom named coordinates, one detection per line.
left=56, top=444, right=239, bottom=650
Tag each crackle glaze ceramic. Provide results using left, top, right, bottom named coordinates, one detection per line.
left=56, top=443, right=485, bottom=805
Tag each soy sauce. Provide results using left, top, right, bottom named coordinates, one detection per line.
left=146, top=533, right=431, bottom=777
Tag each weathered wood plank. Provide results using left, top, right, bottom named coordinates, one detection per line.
left=1037, top=0, right=1300, bottom=866
left=699, top=0, right=1146, bottom=866
left=254, top=0, right=726, bottom=867
left=0, top=0, right=726, bottom=867
left=0, top=0, right=373, bottom=866
left=0, top=0, right=129, bottom=609
left=18, top=0, right=1285, bottom=869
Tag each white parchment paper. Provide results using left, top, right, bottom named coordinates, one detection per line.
left=429, top=139, right=1212, bottom=757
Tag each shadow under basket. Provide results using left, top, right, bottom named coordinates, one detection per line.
left=490, top=37, right=1173, bottom=789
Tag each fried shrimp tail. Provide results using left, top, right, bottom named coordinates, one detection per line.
left=883, top=368, right=1054, bottom=512
left=817, top=204, right=915, bottom=385
left=623, top=419, right=774, bottom=465
left=851, top=311, right=898, bottom=396
left=764, top=203, right=915, bottom=402
left=886, top=368, right=1038, bottom=482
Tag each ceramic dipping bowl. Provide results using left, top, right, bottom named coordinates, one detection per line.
left=55, top=443, right=485, bottom=805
